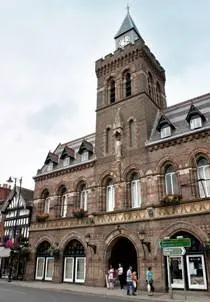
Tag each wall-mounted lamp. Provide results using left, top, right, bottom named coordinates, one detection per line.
left=85, top=234, right=97, bottom=254
left=139, top=230, right=151, bottom=258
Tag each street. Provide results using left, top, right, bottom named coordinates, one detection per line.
left=0, top=282, right=151, bottom=302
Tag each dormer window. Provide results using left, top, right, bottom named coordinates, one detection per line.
left=81, top=151, right=89, bottom=162
left=47, top=162, right=53, bottom=172
left=161, top=126, right=171, bottom=138
left=63, top=157, right=70, bottom=167
left=190, top=116, right=202, bottom=130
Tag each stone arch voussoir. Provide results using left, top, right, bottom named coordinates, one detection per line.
left=59, top=231, right=87, bottom=252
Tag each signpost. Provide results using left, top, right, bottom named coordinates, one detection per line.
left=160, top=238, right=191, bottom=300
left=163, top=247, right=186, bottom=257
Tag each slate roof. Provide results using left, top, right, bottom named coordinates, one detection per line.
left=148, top=93, right=210, bottom=145
left=114, top=10, right=141, bottom=39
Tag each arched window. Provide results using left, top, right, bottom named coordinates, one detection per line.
left=156, top=82, right=161, bottom=107
left=79, top=184, right=88, bottom=211
left=106, top=179, right=115, bottom=212
left=110, top=79, right=115, bottom=103
left=131, top=173, right=141, bottom=208
left=58, top=186, right=67, bottom=218
left=164, top=165, right=179, bottom=195
left=40, top=189, right=50, bottom=214
left=129, top=119, right=135, bottom=147
left=196, top=157, right=210, bottom=197
left=105, top=127, right=112, bottom=154
left=125, top=72, right=131, bottom=97
left=148, top=72, right=153, bottom=97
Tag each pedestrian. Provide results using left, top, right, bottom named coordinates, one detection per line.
left=117, top=263, right=124, bottom=290
left=108, top=265, right=114, bottom=289
left=146, top=266, right=154, bottom=295
left=132, top=271, right=138, bottom=293
left=126, top=266, right=135, bottom=295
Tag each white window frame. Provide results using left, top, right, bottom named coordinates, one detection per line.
left=106, top=184, right=115, bottom=212
left=63, top=157, right=70, bottom=167
left=131, top=179, right=141, bottom=208
left=80, top=189, right=88, bottom=211
left=186, top=254, right=207, bottom=290
left=161, top=126, right=171, bottom=138
left=81, top=151, right=89, bottom=162
left=63, top=257, right=74, bottom=282
left=60, top=195, right=68, bottom=217
left=165, top=171, right=178, bottom=195
left=44, top=198, right=50, bottom=214
left=35, top=257, right=45, bottom=280
left=75, top=257, right=86, bottom=283
left=197, top=165, right=210, bottom=198
left=190, top=117, right=202, bottom=130
left=44, top=257, right=54, bottom=281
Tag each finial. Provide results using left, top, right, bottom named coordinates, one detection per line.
left=126, top=3, right=130, bottom=14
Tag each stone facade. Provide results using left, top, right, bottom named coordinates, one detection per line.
left=26, top=11, right=210, bottom=292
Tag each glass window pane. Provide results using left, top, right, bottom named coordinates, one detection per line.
left=165, top=173, right=172, bottom=194
left=75, top=257, right=86, bottom=283
left=64, top=257, right=74, bottom=282
left=45, top=257, right=54, bottom=280
left=35, top=257, right=45, bottom=280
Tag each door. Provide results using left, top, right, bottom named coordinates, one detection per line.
left=168, top=256, right=184, bottom=289
left=63, top=257, right=74, bottom=282
left=186, top=255, right=207, bottom=290
left=44, top=257, right=54, bottom=281
left=35, top=257, right=45, bottom=280
left=75, top=257, right=86, bottom=283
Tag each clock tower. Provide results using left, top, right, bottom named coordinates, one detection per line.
left=115, top=6, right=143, bottom=49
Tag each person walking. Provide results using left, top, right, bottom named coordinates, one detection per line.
left=132, top=271, right=138, bottom=293
left=108, top=265, right=115, bottom=289
left=126, top=266, right=135, bottom=295
left=118, top=263, right=124, bottom=290
left=146, top=266, right=154, bottom=295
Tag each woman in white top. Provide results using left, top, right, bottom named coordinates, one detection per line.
left=118, top=263, right=124, bottom=289
left=108, top=265, right=115, bottom=288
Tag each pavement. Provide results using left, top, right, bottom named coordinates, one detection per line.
left=0, top=279, right=209, bottom=302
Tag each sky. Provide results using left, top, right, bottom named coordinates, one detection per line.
left=0, top=0, right=210, bottom=190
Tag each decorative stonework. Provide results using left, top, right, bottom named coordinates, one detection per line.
left=30, top=199, right=210, bottom=232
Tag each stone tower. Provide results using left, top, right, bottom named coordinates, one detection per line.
left=94, top=9, right=166, bottom=177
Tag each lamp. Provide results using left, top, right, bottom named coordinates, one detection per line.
left=85, top=234, right=97, bottom=254
left=139, top=231, right=151, bottom=258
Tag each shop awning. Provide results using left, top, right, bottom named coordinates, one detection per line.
left=0, top=247, right=11, bottom=258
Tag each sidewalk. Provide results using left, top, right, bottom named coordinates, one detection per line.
left=1, top=279, right=209, bottom=302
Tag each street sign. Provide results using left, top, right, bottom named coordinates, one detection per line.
left=163, top=247, right=186, bottom=256
left=159, top=238, right=191, bottom=248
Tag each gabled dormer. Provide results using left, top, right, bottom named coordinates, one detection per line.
left=156, top=115, right=175, bottom=138
left=78, top=140, right=93, bottom=162
left=114, top=7, right=143, bottom=49
left=186, top=104, right=206, bottom=130
left=44, top=152, right=58, bottom=171
left=60, top=146, right=75, bottom=167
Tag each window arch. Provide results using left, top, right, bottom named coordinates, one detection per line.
left=109, top=79, right=115, bottom=103
left=129, top=119, right=135, bottom=147
left=105, top=127, right=112, bottom=154
left=106, top=179, right=115, bottom=212
left=58, top=185, right=67, bottom=218
left=78, top=183, right=88, bottom=211
left=131, top=173, right=141, bottom=208
left=40, top=189, right=50, bottom=214
left=164, top=165, right=179, bottom=195
left=156, top=82, right=161, bottom=107
left=196, top=156, right=210, bottom=198
left=148, top=72, right=153, bottom=97
left=125, top=72, right=131, bottom=97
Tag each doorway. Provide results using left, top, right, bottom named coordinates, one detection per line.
left=35, top=241, right=54, bottom=281
left=165, top=231, right=207, bottom=290
left=107, top=236, right=137, bottom=285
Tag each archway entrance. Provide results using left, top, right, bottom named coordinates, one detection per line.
left=35, top=241, right=54, bottom=281
left=63, top=239, right=86, bottom=283
left=165, top=231, right=207, bottom=290
left=107, top=236, right=137, bottom=286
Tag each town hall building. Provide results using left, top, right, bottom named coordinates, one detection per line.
left=26, top=10, right=210, bottom=292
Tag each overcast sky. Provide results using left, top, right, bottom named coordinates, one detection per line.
left=0, top=0, right=210, bottom=190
